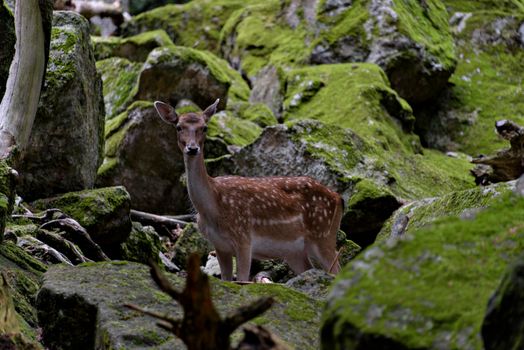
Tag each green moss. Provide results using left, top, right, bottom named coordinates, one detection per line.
left=97, top=57, right=142, bottom=119
left=220, top=0, right=310, bottom=78
left=120, top=223, right=162, bottom=265
left=323, top=193, right=524, bottom=349
left=241, top=103, right=278, bottom=127
left=124, top=0, right=263, bottom=52
left=0, top=242, right=47, bottom=274
left=31, top=186, right=130, bottom=229
left=45, top=26, right=79, bottom=91
left=207, top=111, right=262, bottom=147
left=393, top=0, right=456, bottom=70
left=93, top=29, right=174, bottom=62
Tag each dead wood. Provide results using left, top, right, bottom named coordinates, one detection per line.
left=130, top=209, right=190, bottom=237
left=125, top=254, right=276, bottom=350
left=471, top=120, right=524, bottom=185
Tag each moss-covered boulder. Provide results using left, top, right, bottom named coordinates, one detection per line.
left=0, top=242, right=47, bottom=342
left=93, top=29, right=174, bottom=62
left=220, top=0, right=455, bottom=104
left=96, top=101, right=189, bottom=214
left=37, top=261, right=322, bottom=349
left=127, top=0, right=187, bottom=16
left=0, top=1, right=14, bottom=100
left=321, top=193, right=524, bottom=349
left=0, top=160, right=17, bottom=244
left=171, top=223, right=213, bottom=268
left=415, top=2, right=524, bottom=154
left=122, top=0, right=261, bottom=52
left=17, top=11, right=105, bottom=201
left=227, top=63, right=473, bottom=245
left=377, top=181, right=515, bottom=242
left=31, top=186, right=131, bottom=251
left=97, top=57, right=142, bottom=119
left=482, top=253, right=524, bottom=350
left=119, top=222, right=162, bottom=264
left=133, top=45, right=250, bottom=111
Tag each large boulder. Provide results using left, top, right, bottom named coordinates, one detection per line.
left=126, top=0, right=188, bottom=16
left=31, top=186, right=132, bottom=251
left=17, top=11, right=105, bottom=201
left=220, top=0, right=456, bottom=104
left=36, top=261, right=322, bottom=349
left=224, top=63, right=473, bottom=246
left=321, top=193, right=524, bottom=349
left=482, top=253, right=524, bottom=350
left=377, top=181, right=515, bottom=242
left=415, top=1, right=524, bottom=154
left=0, top=1, right=14, bottom=100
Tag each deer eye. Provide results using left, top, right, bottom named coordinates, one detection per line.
left=202, top=126, right=208, bottom=132
left=176, top=125, right=182, bottom=132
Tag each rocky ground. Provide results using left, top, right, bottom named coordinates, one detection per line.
left=1, top=0, right=524, bottom=349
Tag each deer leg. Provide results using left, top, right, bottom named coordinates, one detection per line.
left=286, top=254, right=313, bottom=275
left=215, top=249, right=233, bottom=281
left=235, top=245, right=252, bottom=282
left=309, top=243, right=340, bottom=274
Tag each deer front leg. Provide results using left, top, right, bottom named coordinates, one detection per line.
left=215, top=249, right=233, bottom=281
left=235, top=244, right=253, bottom=282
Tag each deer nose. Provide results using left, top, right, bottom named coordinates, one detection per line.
left=185, top=145, right=200, bottom=156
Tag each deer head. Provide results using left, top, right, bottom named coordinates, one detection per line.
left=154, top=99, right=220, bottom=156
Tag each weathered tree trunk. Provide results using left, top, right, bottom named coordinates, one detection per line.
left=0, top=0, right=53, bottom=244
left=0, top=0, right=52, bottom=159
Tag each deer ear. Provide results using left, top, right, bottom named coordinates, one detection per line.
left=154, top=101, right=178, bottom=125
left=203, top=99, right=220, bottom=122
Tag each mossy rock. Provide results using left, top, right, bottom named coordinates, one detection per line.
left=31, top=186, right=132, bottom=250
left=322, top=193, right=524, bottom=349
left=122, top=0, right=263, bottom=52
left=92, top=29, right=174, bottom=62
left=119, top=222, right=162, bottom=264
left=220, top=0, right=455, bottom=104
left=482, top=253, right=524, bottom=350
left=17, top=11, right=105, bottom=201
left=37, top=261, right=322, bottom=349
left=0, top=0, right=14, bottom=100
left=0, top=159, right=16, bottom=244
left=415, top=3, right=524, bottom=154
left=96, top=57, right=142, bottom=119
left=0, top=242, right=47, bottom=342
left=133, top=45, right=250, bottom=111
left=127, top=0, right=187, bottom=16
left=377, top=181, right=515, bottom=242
left=172, top=223, right=213, bottom=268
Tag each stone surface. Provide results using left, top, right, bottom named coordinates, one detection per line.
left=122, top=0, right=258, bottom=52
left=127, top=0, right=188, bottom=16
left=482, top=253, right=524, bottom=350
left=220, top=0, right=456, bottom=104
left=96, top=101, right=189, bottom=214
left=415, top=1, right=524, bottom=155
left=36, top=261, right=322, bottom=349
left=322, top=193, right=524, bottom=349
left=31, top=186, right=132, bottom=251
left=285, top=269, right=334, bottom=301
left=171, top=223, right=214, bottom=268
left=0, top=1, right=14, bottom=100
left=17, top=11, right=105, bottom=201
left=119, top=222, right=162, bottom=264
left=93, top=29, right=174, bottom=62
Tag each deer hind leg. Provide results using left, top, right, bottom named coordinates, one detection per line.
left=215, top=249, right=233, bottom=281
left=307, top=241, right=340, bottom=274
left=235, top=244, right=253, bottom=282
left=286, top=253, right=314, bottom=275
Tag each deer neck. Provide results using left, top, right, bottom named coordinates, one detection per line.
left=184, top=153, right=219, bottom=218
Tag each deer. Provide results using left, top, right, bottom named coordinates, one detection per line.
left=154, top=99, right=343, bottom=281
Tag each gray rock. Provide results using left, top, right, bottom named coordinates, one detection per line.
left=249, top=65, right=284, bottom=119
left=119, top=222, right=162, bottom=264
left=36, top=261, right=322, bottom=349
left=482, top=254, right=524, bottom=350
left=285, top=269, right=334, bottom=300
left=17, top=11, right=105, bottom=201
left=172, top=223, right=214, bottom=268
left=0, top=2, right=14, bottom=101
left=96, top=102, right=188, bottom=214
